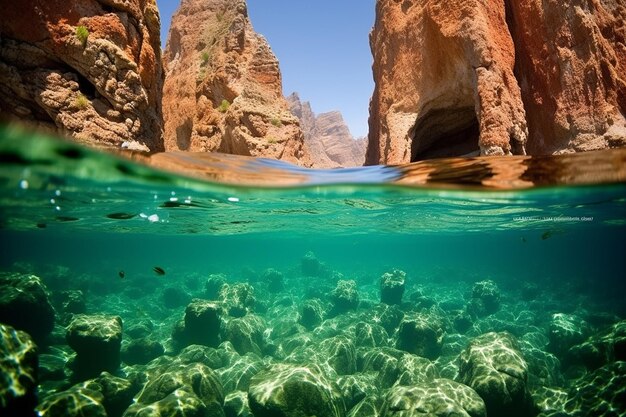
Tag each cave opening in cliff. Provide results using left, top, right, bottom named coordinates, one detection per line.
left=409, top=107, right=480, bottom=162
left=75, top=72, right=97, bottom=100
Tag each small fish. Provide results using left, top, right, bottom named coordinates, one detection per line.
left=36, top=222, right=47, bottom=229
left=107, top=212, right=136, bottom=220
left=153, top=266, right=166, bottom=276
left=119, top=270, right=125, bottom=279
left=521, top=237, right=527, bottom=243
left=541, top=231, right=554, bottom=240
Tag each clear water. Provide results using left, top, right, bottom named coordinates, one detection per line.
left=1, top=125, right=625, bottom=416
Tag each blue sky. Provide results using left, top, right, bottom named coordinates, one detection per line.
left=156, top=0, right=375, bottom=138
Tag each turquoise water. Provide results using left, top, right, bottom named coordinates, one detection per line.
left=1, top=126, right=625, bottom=416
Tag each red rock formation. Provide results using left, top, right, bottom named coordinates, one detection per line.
left=288, top=93, right=366, bottom=168
left=367, top=0, right=626, bottom=164
left=507, top=0, right=626, bottom=154
left=163, top=0, right=310, bottom=166
left=0, top=0, right=163, bottom=151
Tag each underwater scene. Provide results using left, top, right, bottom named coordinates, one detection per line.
left=1, top=126, right=626, bottom=417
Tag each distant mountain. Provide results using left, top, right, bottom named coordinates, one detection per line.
left=287, top=93, right=366, bottom=168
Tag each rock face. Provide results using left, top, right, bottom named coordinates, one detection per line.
left=287, top=93, right=367, bottom=167
left=0, top=0, right=164, bottom=151
left=367, top=0, right=626, bottom=164
left=163, top=0, right=310, bottom=166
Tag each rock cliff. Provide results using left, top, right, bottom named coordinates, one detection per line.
left=288, top=93, right=366, bottom=168
left=367, top=0, right=626, bottom=164
left=0, top=0, right=164, bottom=151
left=163, top=0, right=310, bottom=166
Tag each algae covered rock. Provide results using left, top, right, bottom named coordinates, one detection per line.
left=396, top=313, right=445, bottom=360
left=302, top=251, right=323, bottom=276
left=381, top=379, right=486, bottom=417
left=330, top=280, right=360, bottom=314
left=128, top=362, right=225, bottom=417
left=248, top=363, right=346, bottom=417
left=319, top=335, right=357, bottom=375
left=220, top=283, right=257, bottom=317
left=565, top=320, right=626, bottom=371
left=299, top=298, right=325, bottom=330
left=80, top=372, right=136, bottom=417
left=0, top=323, right=38, bottom=416
left=457, top=332, right=534, bottom=417
left=66, top=314, right=123, bottom=380
left=0, top=272, right=55, bottom=343
left=467, top=280, right=501, bottom=317
left=263, top=268, right=284, bottom=292
left=547, top=313, right=590, bottom=357
left=222, top=314, right=266, bottom=356
left=122, top=337, right=164, bottom=365
left=354, top=322, right=389, bottom=348
left=175, top=299, right=223, bottom=348
left=564, top=361, right=626, bottom=417
left=36, top=386, right=106, bottom=417
left=380, top=269, right=406, bottom=305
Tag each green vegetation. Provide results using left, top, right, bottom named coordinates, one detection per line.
left=74, top=93, right=89, bottom=109
left=270, top=118, right=283, bottom=128
left=200, top=51, right=210, bottom=66
left=218, top=99, right=230, bottom=113
left=76, top=25, right=89, bottom=46
left=267, top=137, right=277, bottom=144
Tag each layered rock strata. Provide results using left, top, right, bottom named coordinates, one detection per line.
left=288, top=93, right=367, bottom=167
left=163, top=0, right=310, bottom=166
left=0, top=0, right=164, bottom=151
left=367, top=0, right=626, bottom=164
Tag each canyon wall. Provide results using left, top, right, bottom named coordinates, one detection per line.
left=0, top=0, right=164, bottom=151
left=288, top=93, right=366, bottom=168
left=367, top=0, right=626, bottom=164
left=163, top=0, right=310, bottom=166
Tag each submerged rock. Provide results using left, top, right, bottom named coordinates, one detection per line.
left=565, top=320, right=626, bottom=371
left=380, top=269, right=406, bottom=305
left=122, top=337, right=164, bottom=365
left=36, top=387, right=106, bottom=417
left=302, top=251, right=322, bottom=277
left=222, top=314, right=266, bottom=356
left=80, top=372, right=136, bottom=417
left=0, top=272, right=55, bottom=343
left=299, top=299, right=325, bottom=330
left=381, top=379, right=486, bottom=417
left=248, top=363, right=346, bottom=417
left=174, top=299, right=223, bottom=348
left=220, top=283, right=256, bottom=317
left=467, top=280, right=501, bottom=317
left=457, top=332, right=535, bottom=417
left=262, top=268, right=284, bottom=292
left=66, top=314, right=122, bottom=380
left=330, top=280, right=360, bottom=314
left=547, top=313, right=590, bottom=357
left=128, top=362, right=225, bottom=417
left=0, top=324, right=38, bottom=417
left=224, top=390, right=254, bottom=417
left=564, top=361, right=626, bottom=417
left=354, top=322, right=389, bottom=348
left=396, top=313, right=445, bottom=360
left=206, top=274, right=228, bottom=299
